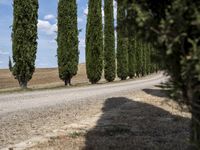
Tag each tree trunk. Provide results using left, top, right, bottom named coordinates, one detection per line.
left=65, top=78, right=72, bottom=86
left=91, top=81, right=96, bottom=84
left=19, top=81, right=27, bottom=89
left=64, top=79, right=69, bottom=86
left=69, top=78, right=72, bottom=86
left=121, top=77, right=127, bottom=80
left=129, top=76, right=133, bottom=79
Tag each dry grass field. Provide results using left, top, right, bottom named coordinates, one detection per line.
left=0, top=64, right=90, bottom=90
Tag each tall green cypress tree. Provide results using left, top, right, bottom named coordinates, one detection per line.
left=146, top=43, right=151, bottom=75
left=135, top=38, right=139, bottom=77
left=126, top=0, right=136, bottom=79
left=135, top=39, right=143, bottom=77
left=57, top=0, right=79, bottom=86
left=104, top=0, right=116, bottom=82
left=128, top=38, right=136, bottom=79
left=12, top=0, right=38, bottom=88
left=8, top=56, right=13, bottom=72
left=141, top=43, right=147, bottom=76
left=117, top=0, right=128, bottom=80
left=149, top=45, right=153, bottom=73
left=86, top=0, right=103, bottom=84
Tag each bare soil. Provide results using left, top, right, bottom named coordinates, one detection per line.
left=0, top=64, right=88, bottom=90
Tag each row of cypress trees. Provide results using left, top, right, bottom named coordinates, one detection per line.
left=86, top=0, right=159, bottom=83
left=128, top=38, right=159, bottom=77
left=11, top=0, right=159, bottom=88
left=117, top=0, right=159, bottom=80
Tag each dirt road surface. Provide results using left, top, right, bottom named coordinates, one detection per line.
left=0, top=73, right=190, bottom=150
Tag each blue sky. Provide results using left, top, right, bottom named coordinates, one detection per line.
left=0, top=0, right=89, bottom=68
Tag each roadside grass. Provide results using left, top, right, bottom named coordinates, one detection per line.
left=68, top=131, right=85, bottom=139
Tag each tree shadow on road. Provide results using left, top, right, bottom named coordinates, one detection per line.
left=143, top=88, right=171, bottom=98
left=83, top=97, right=190, bottom=150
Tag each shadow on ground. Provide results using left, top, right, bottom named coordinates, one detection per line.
left=143, top=88, right=171, bottom=98
left=83, top=97, right=190, bottom=150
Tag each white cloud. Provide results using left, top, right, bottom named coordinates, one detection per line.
left=38, top=20, right=57, bottom=35
left=84, top=7, right=88, bottom=16
left=44, top=14, right=55, bottom=20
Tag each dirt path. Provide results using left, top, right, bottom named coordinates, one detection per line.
left=0, top=73, right=165, bottom=114
left=0, top=73, right=190, bottom=150
left=27, top=91, right=190, bottom=150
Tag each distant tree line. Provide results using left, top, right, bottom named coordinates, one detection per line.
left=10, top=0, right=159, bottom=88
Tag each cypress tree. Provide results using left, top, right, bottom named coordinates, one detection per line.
left=150, top=45, right=156, bottom=73
left=104, top=0, right=116, bottom=82
left=150, top=46, right=159, bottom=73
left=128, top=38, right=136, bottom=79
left=135, top=39, right=143, bottom=77
left=86, top=0, right=103, bottom=84
left=8, top=56, right=13, bottom=72
left=126, top=0, right=136, bottom=79
left=57, top=0, right=79, bottom=86
left=12, top=0, right=38, bottom=88
left=135, top=38, right=139, bottom=77
left=141, top=42, right=147, bottom=76
left=117, top=0, right=128, bottom=80
left=146, top=43, right=151, bottom=74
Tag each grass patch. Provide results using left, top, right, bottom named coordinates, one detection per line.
left=68, top=131, right=84, bottom=139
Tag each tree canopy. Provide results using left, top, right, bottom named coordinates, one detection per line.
left=57, top=0, right=79, bottom=86
left=12, top=0, right=38, bottom=88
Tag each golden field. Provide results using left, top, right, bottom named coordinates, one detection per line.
left=0, top=64, right=89, bottom=90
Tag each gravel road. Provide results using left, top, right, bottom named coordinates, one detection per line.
left=0, top=73, right=166, bottom=149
